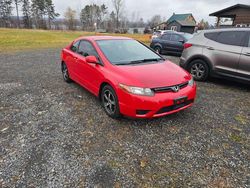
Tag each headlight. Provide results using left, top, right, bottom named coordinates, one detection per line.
left=188, top=77, right=194, bottom=86
left=119, top=84, right=154, bottom=96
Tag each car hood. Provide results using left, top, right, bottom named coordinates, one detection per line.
left=114, top=61, right=191, bottom=88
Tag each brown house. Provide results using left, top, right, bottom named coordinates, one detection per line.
left=154, top=13, right=197, bottom=34
left=209, top=4, right=250, bottom=27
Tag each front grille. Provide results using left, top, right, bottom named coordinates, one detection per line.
left=156, top=99, right=194, bottom=114
left=152, top=82, right=188, bottom=93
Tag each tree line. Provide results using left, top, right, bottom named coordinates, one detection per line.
left=0, top=0, right=58, bottom=29
left=0, top=0, right=211, bottom=32
left=0, top=0, right=149, bottom=32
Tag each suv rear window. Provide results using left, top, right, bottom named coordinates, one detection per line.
left=204, top=32, right=219, bottom=41
left=216, top=31, right=245, bottom=46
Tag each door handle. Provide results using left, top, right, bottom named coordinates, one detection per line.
left=243, top=52, right=250, bottom=56
left=206, top=46, right=214, bottom=50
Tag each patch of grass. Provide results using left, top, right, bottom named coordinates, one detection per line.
left=229, top=133, right=243, bottom=143
left=234, top=114, right=248, bottom=125
left=0, top=28, right=151, bottom=52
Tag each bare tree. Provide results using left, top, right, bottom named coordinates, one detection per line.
left=148, top=15, right=162, bottom=28
left=111, top=0, right=123, bottom=29
left=64, top=7, right=76, bottom=30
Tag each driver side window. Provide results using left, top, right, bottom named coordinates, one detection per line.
left=78, top=40, right=98, bottom=57
left=70, top=40, right=80, bottom=52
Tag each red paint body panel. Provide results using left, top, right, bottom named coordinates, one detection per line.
left=61, top=36, right=197, bottom=118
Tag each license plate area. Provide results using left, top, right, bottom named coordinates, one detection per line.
left=174, top=96, right=187, bottom=105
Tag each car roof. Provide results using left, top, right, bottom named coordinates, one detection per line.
left=202, top=28, right=250, bottom=33
left=75, top=36, right=132, bottom=41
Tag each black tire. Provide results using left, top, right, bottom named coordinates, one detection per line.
left=61, top=63, right=72, bottom=83
left=154, top=46, right=161, bottom=54
left=101, top=85, right=121, bottom=119
left=188, top=59, right=209, bottom=81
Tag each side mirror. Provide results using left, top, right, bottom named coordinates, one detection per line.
left=86, top=56, right=99, bottom=64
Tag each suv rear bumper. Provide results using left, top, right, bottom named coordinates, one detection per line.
left=179, top=57, right=187, bottom=69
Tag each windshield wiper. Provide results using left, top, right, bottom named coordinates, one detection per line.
left=115, top=58, right=165, bottom=66
left=129, top=58, right=165, bottom=64
left=142, top=58, right=165, bottom=62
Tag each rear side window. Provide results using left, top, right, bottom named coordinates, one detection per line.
left=161, top=34, right=171, bottom=40
left=170, top=34, right=182, bottom=42
left=248, top=34, right=250, bottom=47
left=204, top=32, right=219, bottom=41
left=216, top=31, right=245, bottom=46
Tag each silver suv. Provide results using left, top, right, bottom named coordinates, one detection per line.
left=180, top=28, right=250, bottom=83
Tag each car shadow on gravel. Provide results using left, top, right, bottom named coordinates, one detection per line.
left=207, top=77, right=250, bottom=91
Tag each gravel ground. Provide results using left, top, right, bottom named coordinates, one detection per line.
left=0, top=49, right=249, bottom=187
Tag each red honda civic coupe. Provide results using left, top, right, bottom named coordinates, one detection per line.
left=61, top=36, right=196, bottom=118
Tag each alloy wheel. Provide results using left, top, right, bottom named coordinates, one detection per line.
left=154, top=47, right=161, bottom=54
left=103, top=89, right=116, bottom=115
left=190, top=63, right=205, bottom=79
left=62, top=63, right=71, bottom=82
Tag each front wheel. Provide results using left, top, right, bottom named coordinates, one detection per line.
left=188, top=59, right=209, bottom=81
left=62, top=63, right=72, bottom=83
left=154, top=46, right=161, bottom=54
left=101, top=85, right=121, bottom=119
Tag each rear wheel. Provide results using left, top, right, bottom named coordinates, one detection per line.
left=154, top=46, right=161, bottom=54
left=62, top=63, right=72, bottom=83
left=101, top=85, right=121, bottom=119
left=188, top=59, right=209, bottom=81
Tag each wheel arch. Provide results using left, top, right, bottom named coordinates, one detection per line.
left=153, top=43, right=163, bottom=49
left=98, top=80, right=117, bottom=101
left=186, top=55, right=213, bottom=74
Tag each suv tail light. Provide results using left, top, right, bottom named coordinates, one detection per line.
left=184, top=43, right=192, bottom=49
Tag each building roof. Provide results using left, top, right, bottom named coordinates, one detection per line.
left=166, top=13, right=196, bottom=26
left=167, top=13, right=193, bottom=23
left=171, top=20, right=196, bottom=26
left=209, top=4, right=250, bottom=16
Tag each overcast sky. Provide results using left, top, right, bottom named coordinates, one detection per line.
left=53, top=0, right=250, bottom=24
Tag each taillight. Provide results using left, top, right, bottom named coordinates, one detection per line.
left=184, top=43, right=192, bottom=49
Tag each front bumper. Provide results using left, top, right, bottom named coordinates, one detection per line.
left=117, top=84, right=197, bottom=118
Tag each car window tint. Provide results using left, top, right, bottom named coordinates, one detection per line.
left=97, top=39, right=161, bottom=64
left=204, top=32, right=219, bottom=41
left=216, top=31, right=245, bottom=46
left=170, top=34, right=181, bottom=42
left=161, top=34, right=171, bottom=40
left=78, top=41, right=98, bottom=57
left=70, top=40, right=80, bottom=52
left=248, top=34, right=250, bottom=47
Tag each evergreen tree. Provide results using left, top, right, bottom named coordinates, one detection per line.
left=0, top=0, right=13, bottom=27
left=31, top=0, right=44, bottom=29
left=31, top=0, right=58, bottom=29
left=14, top=0, right=21, bottom=28
left=45, top=0, right=59, bottom=29
left=22, top=0, right=31, bottom=28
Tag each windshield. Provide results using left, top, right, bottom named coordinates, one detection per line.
left=96, top=39, right=163, bottom=65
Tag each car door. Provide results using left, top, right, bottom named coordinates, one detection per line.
left=66, top=40, right=81, bottom=81
left=204, top=31, right=245, bottom=75
left=238, top=32, right=250, bottom=80
left=160, top=33, right=171, bottom=52
left=77, top=40, right=103, bottom=94
left=169, top=34, right=184, bottom=54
